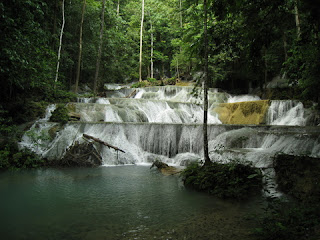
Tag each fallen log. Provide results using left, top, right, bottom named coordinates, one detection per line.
left=125, top=89, right=137, bottom=98
left=83, top=134, right=125, bottom=153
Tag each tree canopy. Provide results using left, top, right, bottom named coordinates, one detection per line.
left=1, top=0, right=320, bottom=109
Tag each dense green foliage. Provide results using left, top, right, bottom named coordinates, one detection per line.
left=49, top=104, right=69, bottom=124
left=131, top=77, right=176, bottom=88
left=1, top=0, right=320, bottom=170
left=1, top=0, right=320, bottom=116
left=181, top=161, right=262, bottom=199
left=0, top=108, right=45, bottom=170
left=255, top=154, right=320, bottom=240
left=0, top=144, right=45, bottom=170
left=255, top=199, right=320, bottom=240
left=274, top=153, right=320, bottom=202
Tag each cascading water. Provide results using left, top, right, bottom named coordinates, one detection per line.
left=267, top=100, right=306, bottom=126
left=20, top=85, right=320, bottom=196
left=227, top=95, right=261, bottom=103
left=70, top=99, right=221, bottom=124
left=19, top=104, right=57, bottom=154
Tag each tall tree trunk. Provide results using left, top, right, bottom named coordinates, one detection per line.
left=93, top=0, right=106, bottom=94
left=54, top=0, right=65, bottom=83
left=150, top=18, right=154, bottom=79
left=139, top=0, right=145, bottom=82
left=294, top=0, right=301, bottom=39
left=75, top=0, right=86, bottom=93
left=177, top=0, right=182, bottom=78
left=117, top=0, right=120, bottom=16
left=176, top=58, right=180, bottom=80
left=179, top=0, right=183, bottom=29
left=203, top=0, right=210, bottom=165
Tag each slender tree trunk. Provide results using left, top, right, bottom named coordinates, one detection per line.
left=179, top=0, right=183, bottom=29
left=176, top=58, right=180, bottom=79
left=150, top=18, right=154, bottom=79
left=75, top=0, right=86, bottom=93
left=177, top=0, right=182, bottom=79
left=139, top=0, right=145, bottom=82
left=294, top=0, right=301, bottom=39
left=54, top=0, right=65, bottom=83
left=117, top=0, right=120, bottom=16
left=93, top=0, right=106, bottom=94
left=203, top=0, right=210, bottom=165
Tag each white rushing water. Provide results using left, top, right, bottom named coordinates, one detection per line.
left=227, top=95, right=261, bottom=103
left=70, top=100, right=221, bottom=124
left=20, top=86, right=319, bottom=172
left=20, top=120, right=320, bottom=168
left=267, top=100, right=306, bottom=126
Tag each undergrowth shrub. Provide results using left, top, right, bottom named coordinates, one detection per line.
left=254, top=199, right=320, bottom=240
left=50, top=104, right=69, bottom=124
left=181, top=160, right=262, bottom=200
left=131, top=81, right=148, bottom=88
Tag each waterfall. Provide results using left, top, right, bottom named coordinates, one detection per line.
left=227, top=95, right=261, bottom=103
left=267, top=100, right=306, bottom=126
left=70, top=100, right=221, bottom=124
left=19, top=104, right=57, bottom=154
left=20, top=86, right=319, bottom=169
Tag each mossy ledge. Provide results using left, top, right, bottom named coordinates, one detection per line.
left=213, top=100, right=270, bottom=125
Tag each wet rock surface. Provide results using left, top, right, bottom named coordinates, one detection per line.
left=274, top=153, right=320, bottom=201
left=57, top=142, right=102, bottom=167
left=150, top=160, right=181, bottom=176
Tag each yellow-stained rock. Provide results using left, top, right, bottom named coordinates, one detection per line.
left=160, top=166, right=181, bottom=176
left=150, top=159, right=181, bottom=176
left=213, top=100, right=270, bottom=125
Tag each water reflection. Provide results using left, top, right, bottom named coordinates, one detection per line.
left=0, top=166, right=263, bottom=239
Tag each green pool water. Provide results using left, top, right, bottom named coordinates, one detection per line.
left=0, top=166, right=263, bottom=240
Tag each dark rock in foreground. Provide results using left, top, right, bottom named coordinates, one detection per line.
left=274, top=153, right=320, bottom=202
left=57, top=142, right=102, bottom=167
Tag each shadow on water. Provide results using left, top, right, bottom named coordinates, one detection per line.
left=0, top=166, right=264, bottom=240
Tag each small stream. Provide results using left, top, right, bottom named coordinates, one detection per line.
left=0, top=166, right=263, bottom=240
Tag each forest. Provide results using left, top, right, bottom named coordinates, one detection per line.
left=1, top=1, right=320, bottom=239
left=1, top=0, right=320, bottom=167
left=1, top=0, right=320, bottom=120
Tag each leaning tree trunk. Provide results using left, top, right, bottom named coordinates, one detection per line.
left=203, top=0, right=210, bottom=165
left=93, top=0, right=106, bottom=94
left=139, top=0, right=145, bottom=82
left=54, top=0, right=65, bottom=83
left=75, top=0, right=86, bottom=93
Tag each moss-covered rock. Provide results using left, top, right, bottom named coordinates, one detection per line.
left=49, top=104, right=69, bottom=124
left=150, top=159, right=180, bottom=176
left=274, top=154, right=320, bottom=202
left=213, top=100, right=270, bottom=125
left=54, top=141, right=102, bottom=167
left=48, top=124, right=63, bottom=139
left=181, top=161, right=263, bottom=200
left=131, top=77, right=178, bottom=88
